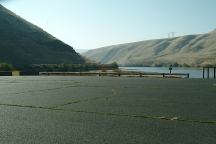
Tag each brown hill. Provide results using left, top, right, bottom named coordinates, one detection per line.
left=84, top=30, right=216, bottom=67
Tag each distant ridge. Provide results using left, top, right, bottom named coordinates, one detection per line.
left=84, top=29, right=216, bottom=67
left=75, top=49, right=90, bottom=54
left=0, top=4, right=85, bottom=66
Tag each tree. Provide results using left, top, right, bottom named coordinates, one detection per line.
left=110, top=62, right=119, bottom=69
left=0, top=63, right=14, bottom=71
left=173, top=62, right=180, bottom=67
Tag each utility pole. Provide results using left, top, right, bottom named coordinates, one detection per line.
left=168, top=32, right=175, bottom=39
left=171, top=32, right=175, bottom=38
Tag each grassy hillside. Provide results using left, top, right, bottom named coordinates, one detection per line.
left=0, top=5, right=85, bottom=67
left=84, top=30, right=216, bottom=67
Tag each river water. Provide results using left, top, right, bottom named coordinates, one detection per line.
left=120, top=67, right=216, bottom=79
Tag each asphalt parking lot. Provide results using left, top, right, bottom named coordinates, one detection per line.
left=0, top=76, right=216, bottom=144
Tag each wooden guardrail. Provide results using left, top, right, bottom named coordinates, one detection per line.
left=39, top=72, right=190, bottom=78
left=0, top=71, right=39, bottom=76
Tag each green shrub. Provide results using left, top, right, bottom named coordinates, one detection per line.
left=0, top=63, right=14, bottom=71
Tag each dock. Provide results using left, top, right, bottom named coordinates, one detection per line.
left=203, top=67, right=216, bottom=79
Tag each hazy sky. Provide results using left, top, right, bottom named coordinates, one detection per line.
left=1, top=0, right=216, bottom=49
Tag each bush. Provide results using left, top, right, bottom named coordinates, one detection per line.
left=0, top=63, right=14, bottom=71
left=182, top=63, right=190, bottom=67
left=110, top=62, right=119, bottom=69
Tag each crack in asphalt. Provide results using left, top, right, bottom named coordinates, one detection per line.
left=0, top=84, right=107, bottom=95
left=50, top=96, right=112, bottom=109
left=50, top=88, right=118, bottom=109
left=0, top=103, right=216, bottom=124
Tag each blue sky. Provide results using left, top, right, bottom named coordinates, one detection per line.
left=2, top=0, right=216, bottom=49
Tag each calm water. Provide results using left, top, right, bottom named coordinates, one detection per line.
left=120, top=67, right=215, bottom=78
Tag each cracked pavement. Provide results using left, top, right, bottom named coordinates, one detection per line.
left=0, top=76, right=216, bottom=144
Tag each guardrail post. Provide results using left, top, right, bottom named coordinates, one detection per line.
left=187, top=74, right=189, bottom=78
left=207, top=67, right=210, bottom=79
left=118, top=73, right=121, bottom=77
left=139, top=73, right=142, bottom=77
left=214, top=67, right=216, bottom=79
left=163, top=73, right=165, bottom=78
left=203, top=67, right=205, bottom=79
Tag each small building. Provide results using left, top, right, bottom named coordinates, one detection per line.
left=12, top=70, right=20, bottom=76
